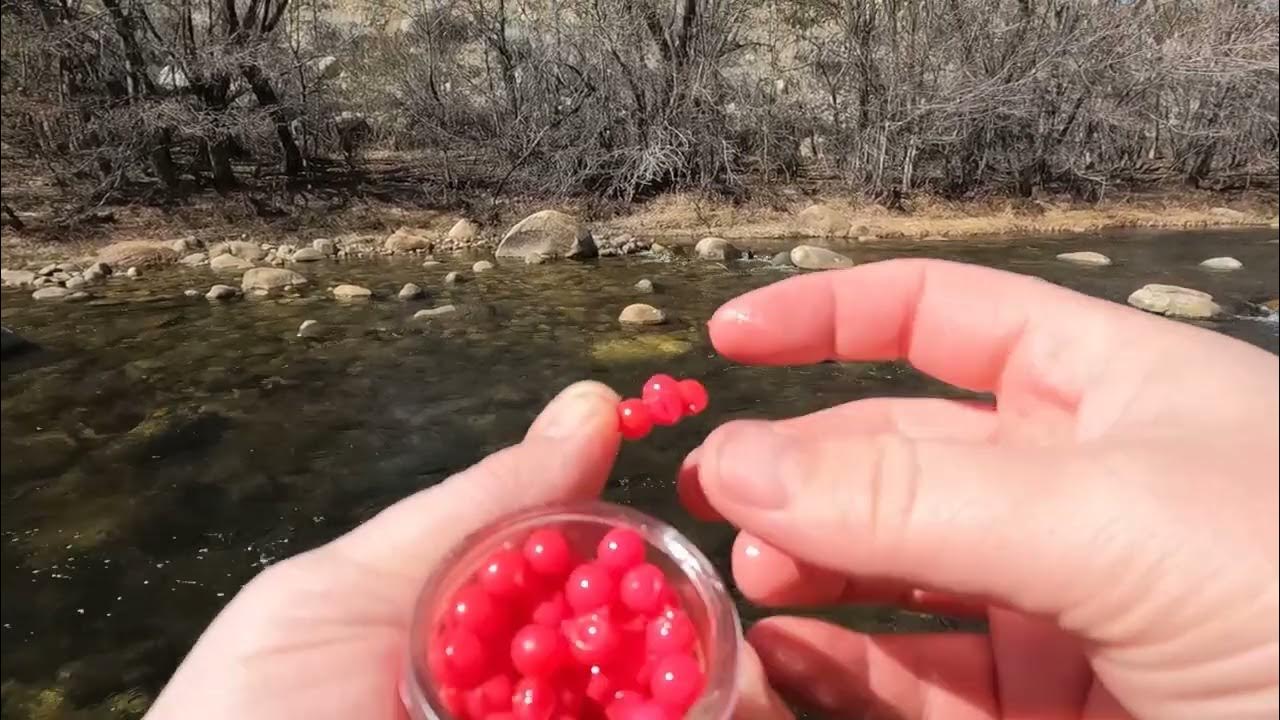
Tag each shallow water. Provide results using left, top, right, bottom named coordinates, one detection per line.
left=2, top=228, right=1277, bottom=717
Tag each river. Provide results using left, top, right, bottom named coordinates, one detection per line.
left=1, top=228, right=1276, bottom=717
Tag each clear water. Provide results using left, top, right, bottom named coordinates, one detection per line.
left=2, top=228, right=1276, bottom=717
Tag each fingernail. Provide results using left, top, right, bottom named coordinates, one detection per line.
left=710, top=423, right=792, bottom=510
left=530, top=382, right=617, bottom=440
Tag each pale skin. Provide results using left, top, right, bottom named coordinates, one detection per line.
left=145, top=260, right=1279, bottom=720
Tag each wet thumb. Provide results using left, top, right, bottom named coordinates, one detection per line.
left=695, top=419, right=1099, bottom=619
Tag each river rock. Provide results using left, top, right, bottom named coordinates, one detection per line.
left=525, top=253, right=547, bottom=265
left=98, top=240, right=178, bottom=268
left=1, top=269, right=36, bottom=287
left=1056, top=251, right=1112, bottom=267
left=384, top=227, right=434, bottom=254
left=1209, top=207, right=1246, bottom=221
left=790, top=245, right=853, bottom=270
left=210, top=254, right=253, bottom=272
left=86, top=261, right=112, bottom=278
left=64, top=276, right=87, bottom=291
left=1127, top=284, right=1222, bottom=319
left=312, top=238, right=337, bottom=256
left=170, top=236, right=199, bottom=253
left=619, top=303, right=667, bottom=325
left=180, top=252, right=209, bottom=267
left=37, top=263, right=59, bottom=276
left=796, top=204, right=852, bottom=237
left=332, top=284, right=372, bottom=299
left=32, top=276, right=54, bottom=288
left=126, top=266, right=141, bottom=279
left=66, top=291, right=89, bottom=301
left=291, top=247, right=324, bottom=263
left=241, top=267, right=308, bottom=293
left=444, top=271, right=464, bottom=285
left=398, top=283, right=425, bottom=300
left=473, top=260, right=494, bottom=273
left=183, top=289, right=201, bottom=298
left=448, top=219, right=480, bottom=242
left=219, top=240, right=266, bottom=262
left=422, top=260, right=442, bottom=267
left=205, top=284, right=239, bottom=300
left=634, top=278, right=655, bottom=293
left=298, top=319, right=324, bottom=338
left=496, top=210, right=596, bottom=260
left=1199, top=256, right=1243, bottom=271
left=414, top=305, right=458, bottom=319
left=770, top=251, right=793, bottom=267
left=32, top=286, right=72, bottom=301
left=694, top=237, right=740, bottom=261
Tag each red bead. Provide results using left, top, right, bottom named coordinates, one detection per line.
left=618, top=564, right=667, bottom=614
left=488, top=714, right=517, bottom=720
left=510, top=624, right=564, bottom=677
left=438, top=685, right=465, bottom=718
left=564, top=611, right=621, bottom=665
left=441, top=627, right=489, bottom=687
left=512, top=676, right=557, bottom=720
left=596, top=528, right=646, bottom=572
left=649, top=652, right=704, bottom=710
left=641, top=388, right=684, bottom=427
left=479, top=548, right=528, bottom=597
left=605, top=691, right=646, bottom=720
left=645, top=611, right=695, bottom=657
left=531, top=592, right=569, bottom=627
left=523, top=528, right=573, bottom=577
left=450, top=584, right=505, bottom=638
left=585, top=667, right=613, bottom=704
left=565, top=563, right=615, bottom=613
left=611, top=700, right=674, bottom=720
left=617, top=399, right=653, bottom=440
left=467, top=674, right=514, bottom=718
left=676, top=379, right=709, bottom=415
left=642, top=373, right=678, bottom=398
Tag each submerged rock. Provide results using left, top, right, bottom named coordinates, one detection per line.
left=332, top=284, right=373, bottom=300
left=790, top=245, right=853, bottom=270
left=179, top=252, right=209, bottom=267
left=398, top=283, right=425, bottom=300
left=496, top=210, right=596, bottom=260
left=297, top=319, right=325, bottom=338
left=63, top=276, right=88, bottom=291
left=525, top=253, right=548, bottom=265
left=414, top=305, right=458, bottom=319
left=694, top=237, right=740, bottom=261
left=205, top=284, right=239, bottom=300
left=291, top=247, right=325, bottom=262
left=444, top=271, right=464, bottom=285
left=210, top=254, right=253, bottom=272
left=634, top=278, right=655, bottom=293
left=241, top=267, right=308, bottom=293
left=619, top=303, right=667, bottom=325
left=1199, top=256, right=1243, bottom=271
left=1056, top=251, right=1112, bottom=267
left=1127, top=283, right=1222, bottom=319
left=312, top=238, right=337, bottom=256
left=472, top=260, right=494, bottom=273
left=1, top=326, right=35, bottom=357
left=126, top=267, right=141, bottom=279
left=32, top=286, right=72, bottom=301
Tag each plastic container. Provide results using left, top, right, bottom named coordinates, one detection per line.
left=401, top=501, right=741, bottom=719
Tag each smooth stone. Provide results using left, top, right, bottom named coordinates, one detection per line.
left=218, top=240, right=266, bottom=261
left=64, top=276, right=87, bottom=291
left=1127, top=283, right=1222, bottom=319
left=205, top=284, right=239, bottom=300
left=210, top=254, right=254, bottom=272
left=384, top=227, right=434, bottom=253
left=398, top=283, right=425, bottom=300
left=422, top=259, right=442, bottom=267
left=97, top=240, right=178, bottom=268
left=297, top=319, right=325, bottom=338
left=32, top=286, right=72, bottom=300
left=312, top=238, right=337, bottom=256
left=291, top=247, right=325, bottom=262
left=525, top=253, right=547, bottom=265
left=496, top=210, right=596, bottom=260
left=241, top=267, right=308, bottom=293
left=618, top=303, right=667, bottom=325
left=795, top=203, right=853, bottom=237
left=790, top=245, right=853, bottom=270
left=65, top=291, right=89, bottom=301
left=2, top=269, right=36, bottom=287
left=170, top=236, right=199, bottom=253
left=1199, top=256, right=1243, bottom=271
left=87, top=261, right=112, bottom=277
left=472, top=260, right=494, bottom=273
left=126, top=267, right=141, bottom=279
left=414, top=305, right=458, bottom=319
left=332, top=284, right=372, bottom=299
left=448, top=219, right=480, bottom=242
left=694, top=236, right=740, bottom=261
left=770, top=251, right=793, bottom=267
left=634, top=278, right=655, bottom=293
left=444, top=271, right=464, bottom=284
left=1057, top=251, right=1112, bottom=266
left=81, top=268, right=105, bottom=284
left=37, top=263, right=59, bottom=276
left=183, top=289, right=201, bottom=298
left=180, top=252, right=209, bottom=267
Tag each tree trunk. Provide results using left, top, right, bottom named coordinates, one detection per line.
left=208, top=138, right=238, bottom=191
left=149, top=129, right=180, bottom=190
left=241, top=63, right=303, bottom=176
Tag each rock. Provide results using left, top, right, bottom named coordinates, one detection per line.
left=796, top=204, right=852, bottom=237
left=205, top=284, right=239, bottom=300
left=37, top=263, right=59, bottom=276
left=170, top=236, right=199, bottom=253
left=398, top=283, right=425, bottom=300
left=208, top=243, right=229, bottom=258
left=241, top=267, right=308, bottom=293
left=472, top=260, right=494, bottom=273
left=183, top=289, right=201, bottom=298
left=312, top=238, right=336, bottom=256
left=298, top=319, right=325, bottom=338
left=590, top=335, right=694, bottom=363
left=634, top=278, right=655, bottom=293
left=525, top=253, right=548, bottom=265
left=618, top=303, right=667, bottom=325
left=1, top=326, right=35, bottom=357
left=1209, top=207, right=1246, bottom=221
left=180, top=252, right=209, bottom=267
left=1199, top=256, right=1243, bottom=271
left=922, top=234, right=947, bottom=241
left=444, top=271, right=464, bottom=285
left=126, top=266, right=141, bottom=279
left=448, top=219, right=480, bottom=242
left=32, top=286, right=72, bottom=301
left=1, top=269, right=36, bottom=287
left=32, top=276, right=54, bottom=288
left=422, top=260, right=442, bottom=267
left=384, top=227, right=434, bottom=254
left=790, top=245, right=853, bottom=270
left=770, top=251, right=792, bottom=267
left=51, top=270, right=73, bottom=283
left=65, top=291, right=89, bottom=301
left=219, top=240, right=266, bottom=262
left=87, top=261, right=112, bottom=277
left=1127, top=284, right=1222, bottom=319
left=1263, top=299, right=1280, bottom=312
left=210, top=254, right=253, bottom=272
left=414, top=305, right=458, bottom=319
left=694, top=237, right=740, bottom=261
left=64, top=276, right=87, bottom=291
left=290, top=247, right=325, bottom=262
left=1056, top=251, right=1112, bottom=267
left=496, top=210, right=596, bottom=260
left=97, top=240, right=178, bottom=268
left=274, top=245, right=294, bottom=261
left=856, top=235, right=879, bottom=242
left=332, top=284, right=372, bottom=299
left=650, top=242, right=668, bottom=254
left=599, top=247, right=620, bottom=258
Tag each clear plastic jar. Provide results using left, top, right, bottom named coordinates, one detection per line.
left=401, top=501, right=741, bottom=719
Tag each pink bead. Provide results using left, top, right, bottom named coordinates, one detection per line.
left=645, top=611, right=695, bottom=657
left=596, top=528, right=646, bottom=572
left=441, top=627, right=489, bottom=687
left=531, top=592, right=569, bottom=627
left=619, top=563, right=667, bottom=614
left=565, top=563, right=615, bottom=613
left=450, top=584, right=505, bottom=638
left=512, top=677, right=557, bottom=720
left=479, top=548, right=528, bottom=597
left=676, top=379, right=709, bottom=415
left=641, top=388, right=684, bottom=426
left=563, top=611, right=621, bottom=665
left=511, top=624, right=564, bottom=677
left=649, top=653, right=704, bottom=710
left=642, top=373, right=678, bottom=398
left=523, top=528, right=573, bottom=577
left=617, top=399, right=654, bottom=440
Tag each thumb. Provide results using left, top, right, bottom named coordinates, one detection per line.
left=695, top=418, right=1101, bottom=620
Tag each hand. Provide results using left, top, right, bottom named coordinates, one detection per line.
left=143, top=382, right=623, bottom=720
left=681, top=259, right=1279, bottom=720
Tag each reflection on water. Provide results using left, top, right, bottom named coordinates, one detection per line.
left=2, top=228, right=1276, bottom=717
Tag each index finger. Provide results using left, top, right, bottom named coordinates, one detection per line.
left=708, top=259, right=1149, bottom=398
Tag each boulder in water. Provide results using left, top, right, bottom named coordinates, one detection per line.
left=332, top=284, right=372, bottom=300
left=97, top=241, right=178, bottom=268
left=32, top=286, right=72, bottom=301
left=496, top=210, right=596, bottom=260
left=312, top=238, right=337, bottom=256
left=2, top=269, right=36, bottom=287
left=1199, top=256, right=1243, bottom=271
left=1127, top=283, right=1222, bottom=319
left=180, top=252, right=209, bottom=267
left=1056, top=251, right=1112, bottom=267
left=414, top=305, right=458, bottom=319
left=790, top=245, right=853, bottom=270
left=291, top=247, right=325, bottom=262
left=473, top=260, right=494, bottom=273
left=298, top=319, right=325, bottom=338
left=619, top=303, right=667, bottom=325
left=694, top=237, right=740, bottom=261
left=210, top=254, right=253, bottom=272
left=444, top=271, right=464, bottom=285
left=634, top=278, right=655, bottom=293
left=384, top=227, right=434, bottom=254
left=242, top=267, right=308, bottom=293
left=398, top=283, right=425, bottom=300
left=205, top=284, right=239, bottom=300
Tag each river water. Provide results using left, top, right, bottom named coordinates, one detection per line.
left=1, top=229, right=1276, bottom=717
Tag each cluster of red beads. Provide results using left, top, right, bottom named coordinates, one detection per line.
left=617, top=375, right=709, bottom=440
left=428, top=526, right=706, bottom=720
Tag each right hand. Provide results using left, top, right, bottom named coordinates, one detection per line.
left=683, top=260, right=1278, bottom=719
